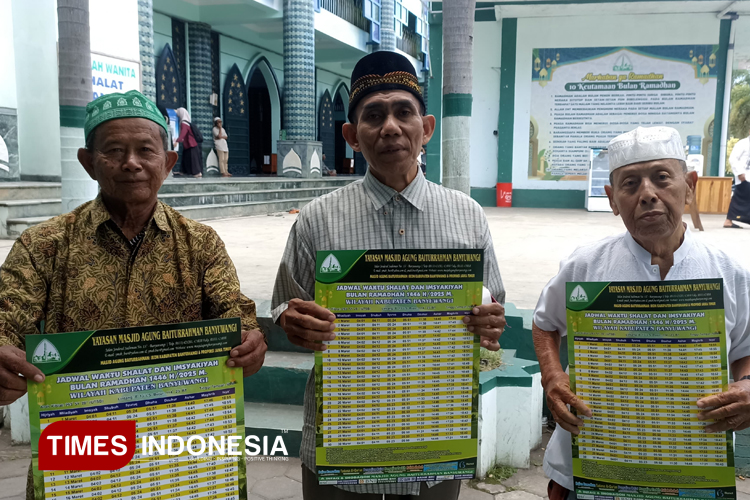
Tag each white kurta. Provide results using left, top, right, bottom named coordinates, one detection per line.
left=533, top=227, right=750, bottom=490
left=729, top=137, right=749, bottom=185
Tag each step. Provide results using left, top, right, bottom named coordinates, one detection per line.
left=173, top=197, right=318, bottom=221
left=5, top=215, right=58, bottom=238
left=158, top=187, right=339, bottom=208
left=244, top=351, right=312, bottom=406
left=243, top=402, right=303, bottom=458
left=0, top=182, right=61, bottom=201
left=0, top=199, right=62, bottom=219
left=159, top=177, right=360, bottom=194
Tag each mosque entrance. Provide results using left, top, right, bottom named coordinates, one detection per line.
left=247, top=66, right=273, bottom=175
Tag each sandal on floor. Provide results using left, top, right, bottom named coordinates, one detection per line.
left=724, top=223, right=743, bottom=229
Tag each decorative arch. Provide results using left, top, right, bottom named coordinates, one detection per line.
left=333, top=82, right=350, bottom=120
left=246, top=56, right=281, bottom=156
left=223, top=64, right=250, bottom=176
left=318, top=90, right=334, bottom=170
left=156, top=44, right=184, bottom=110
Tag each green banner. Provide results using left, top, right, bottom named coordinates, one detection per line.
left=566, top=279, right=735, bottom=500
left=26, top=318, right=248, bottom=500
left=314, top=249, right=483, bottom=485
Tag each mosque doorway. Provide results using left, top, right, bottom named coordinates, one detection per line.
left=247, top=66, right=272, bottom=174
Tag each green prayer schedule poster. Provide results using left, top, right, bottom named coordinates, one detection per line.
left=566, top=279, right=735, bottom=500
left=26, top=318, right=247, bottom=500
left=313, top=249, right=483, bottom=485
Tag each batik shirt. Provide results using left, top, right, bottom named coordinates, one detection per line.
left=271, top=169, right=505, bottom=495
left=0, top=195, right=260, bottom=348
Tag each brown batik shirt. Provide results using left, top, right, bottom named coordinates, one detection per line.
left=0, top=195, right=260, bottom=348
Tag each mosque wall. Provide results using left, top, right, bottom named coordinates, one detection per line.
left=154, top=12, right=173, bottom=58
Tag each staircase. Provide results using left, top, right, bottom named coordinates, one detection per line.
left=0, top=177, right=361, bottom=238
left=158, top=177, right=359, bottom=220
left=0, top=182, right=62, bottom=238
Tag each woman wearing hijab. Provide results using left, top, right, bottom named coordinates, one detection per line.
left=174, top=107, right=202, bottom=178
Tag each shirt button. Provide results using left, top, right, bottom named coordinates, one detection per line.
left=652, top=268, right=658, bottom=274
left=395, top=196, right=401, bottom=202
left=383, top=211, right=388, bottom=215
left=399, top=229, right=405, bottom=235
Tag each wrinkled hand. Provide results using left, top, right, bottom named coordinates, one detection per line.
left=0, top=345, right=44, bottom=406
left=740, top=173, right=747, bottom=183
left=463, top=302, right=506, bottom=351
left=544, top=370, right=592, bottom=435
left=698, top=379, right=750, bottom=432
left=279, top=298, right=335, bottom=352
left=227, top=330, right=267, bottom=378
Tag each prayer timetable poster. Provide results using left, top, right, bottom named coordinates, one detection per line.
left=26, top=318, right=247, bottom=500
left=566, top=279, right=735, bottom=500
left=529, top=45, right=718, bottom=181
left=313, top=249, right=483, bottom=485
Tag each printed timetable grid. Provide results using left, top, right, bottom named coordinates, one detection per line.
left=38, top=388, right=240, bottom=500
left=321, top=311, right=474, bottom=447
left=573, top=336, right=726, bottom=467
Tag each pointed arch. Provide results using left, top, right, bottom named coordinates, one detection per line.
left=247, top=56, right=281, bottom=155
left=156, top=44, right=184, bottom=110
left=333, top=82, right=350, bottom=120
left=318, top=90, right=334, bottom=171
left=223, top=63, right=250, bottom=176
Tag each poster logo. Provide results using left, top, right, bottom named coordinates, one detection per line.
left=613, top=54, right=633, bottom=72
left=32, top=339, right=61, bottom=364
left=320, top=254, right=342, bottom=274
left=569, top=285, right=589, bottom=303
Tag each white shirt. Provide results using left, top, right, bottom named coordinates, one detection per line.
left=729, top=137, right=749, bottom=185
left=533, top=228, right=750, bottom=490
left=213, top=126, right=228, bottom=152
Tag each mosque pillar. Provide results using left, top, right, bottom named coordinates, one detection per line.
left=279, top=0, right=322, bottom=177
left=188, top=21, right=214, bottom=173
left=58, top=0, right=97, bottom=212
left=379, top=0, right=396, bottom=52
left=138, top=0, right=156, bottom=101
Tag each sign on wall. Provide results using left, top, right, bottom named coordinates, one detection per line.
left=91, top=52, right=141, bottom=100
left=528, top=45, right=718, bottom=181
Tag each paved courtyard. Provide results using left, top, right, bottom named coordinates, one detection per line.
left=1, top=207, right=749, bottom=499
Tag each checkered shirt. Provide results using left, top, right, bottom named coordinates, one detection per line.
left=271, top=169, right=505, bottom=495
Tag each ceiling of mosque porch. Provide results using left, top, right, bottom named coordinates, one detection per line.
left=155, top=0, right=370, bottom=79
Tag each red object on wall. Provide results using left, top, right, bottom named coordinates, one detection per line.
left=496, top=183, right=513, bottom=207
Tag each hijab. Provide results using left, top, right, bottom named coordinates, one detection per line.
left=175, top=107, right=191, bottom=124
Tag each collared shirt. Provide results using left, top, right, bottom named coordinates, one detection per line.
left=0, top=195, right=260, bottom=350
left=271, top=169, right=505, bottom=495
left=533, top=227, right=750, bottom=490
left=730, top=137, right=749, bottom=184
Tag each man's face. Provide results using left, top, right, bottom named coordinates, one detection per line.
left=78, top=118, right=178, bottom=206
left=342, top=90, right=435, bottom=179
left=605, top=159, right=697, bottom=244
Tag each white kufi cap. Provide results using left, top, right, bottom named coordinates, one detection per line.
left=608, top=126, right=685, bottom=173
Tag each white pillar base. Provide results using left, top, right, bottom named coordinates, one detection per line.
left=442, top=116, right=471, bottom=195
left=61, top=126, right=98, bottom=213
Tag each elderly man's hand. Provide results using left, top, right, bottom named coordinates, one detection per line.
left=697, top=379, right=750, bottom=432
left=463, top=303, right=505, bottom=351
left=280, top=298, right=335, bottom=352
left=0, top=345, right=45, bottom=406
left=545, top=370, right=593, bottom=435
left=227, top=330, right=267, bottom=378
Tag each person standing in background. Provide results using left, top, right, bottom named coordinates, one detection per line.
left=213, top=117, right=231, bottom=177
left=174, top=107, right=202, bottom=178
left=725, top=128, right=750, bottom=228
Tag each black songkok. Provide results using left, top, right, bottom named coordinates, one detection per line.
left=348, top=51, right=425, bottom=123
